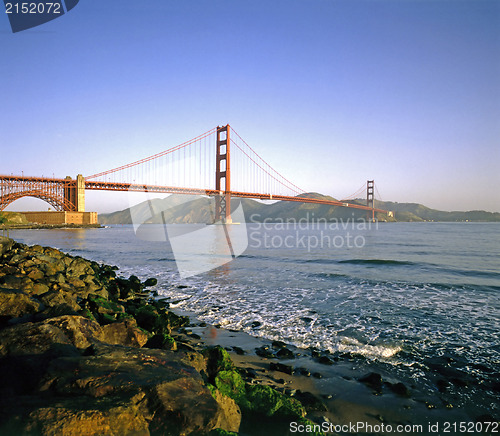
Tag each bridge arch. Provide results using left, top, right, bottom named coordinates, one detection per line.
left=0, top=190, right=70, bottom=212
left=0, top=175, right=80, bottom=212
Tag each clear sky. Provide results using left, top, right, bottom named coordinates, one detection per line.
left=1, top=0, right=499, bottom=213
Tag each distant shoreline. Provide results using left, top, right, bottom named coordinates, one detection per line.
left=1, top=223, right=102, bottom=230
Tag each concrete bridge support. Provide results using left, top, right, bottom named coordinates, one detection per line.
left=64, top=174, right=85, bottom=212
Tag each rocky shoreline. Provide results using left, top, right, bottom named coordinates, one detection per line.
left=0, top=236, right=327, bottom=436
left=1, top=235, right=497, bottom=435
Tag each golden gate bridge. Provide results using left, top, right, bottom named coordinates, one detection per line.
left=0, top=125, right=388, bottom=222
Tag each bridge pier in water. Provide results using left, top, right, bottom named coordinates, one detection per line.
left=64, top=174, right=86, bottom=212
left=215, top=125, right=232, bottom=223
left=367, top=180, right=375, bottom=222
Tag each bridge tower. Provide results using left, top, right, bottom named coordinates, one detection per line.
left=64, top=174, right=85, bottom=212
left=367, top=180, right=375, bottom=222
left=215, top=125, right=232, bottom=223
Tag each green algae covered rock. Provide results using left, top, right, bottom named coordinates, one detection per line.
left=214, top=370, right=306, bottom=419
left=215, top=370, right=250, bottom=410
left=246, top=384, right=306, bottom=418
left=145, top=332, right=177, bottom=350
left=209, top=429, right=239, bottom=436
left=205, top=345, right=235, bottom=382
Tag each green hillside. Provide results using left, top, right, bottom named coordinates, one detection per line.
left=0, top=212, right=29, bottom=225
left=99, top=193, right=500, bottom=224
left=369, top=200, right=500, bottom=222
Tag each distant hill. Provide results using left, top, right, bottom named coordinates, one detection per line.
left=98, top=193, right=500, bottom=224
left=369, top=200, right=500, bottom=222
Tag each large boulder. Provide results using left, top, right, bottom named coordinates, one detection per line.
left=0, top=237, right=14, bottom=256
left=37, top=289, right=82, bottom=316
left=43, top=315, right=103, bottom=349
left=0, top=275, right=35, bottom=293
left=40, top=344, right=226, bottom=435
left=0, top=287, right=42, bottom=321
left=4, top=395, right=150, bottom=436
left=66, top=257, right=93, bottom=279
left=0, top=322, right=75, bottom=357
left=101, top=319, right=149, bottom=348
left=210, top=388, right=242, bottom=433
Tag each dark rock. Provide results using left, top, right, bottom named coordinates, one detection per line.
left=436, top=379, right=450, bottom=393
left=232, top=346, right=245, bottom=355
left=359, top=372, right=383, bottom=392
left=250, top=321, right=261, bottom=329
left=317, top=355, right=334, bottom=365
left=358, top=372, right=382, bottom=393
left=295, top=391, right=328, bottom=412
left=276, top=347, right=295, bottom=359
left=145, top=333, right=177, bottom=351
left=133, top=304, right=162, bottom=332
left=270, top=362, right=294, bottom=375
left=490, top=380, right=500, bottom=393
left=297, top=367, right=311, bottom=377
left=450, top=377, right=469, bottom=388
left=386, top=381, right=411, bottom=397
left=143, top=277, right=157, bottom=287
left=272, top=340, right=287, bottom=349
left=239, top=367, right=257, bottom=380
left=310, top=349, right=321, bottom=358
left=312, top=372, right=322, bottom=379
left=255, top=346, right=275, bottom=358
left=339, top=352, right=356, bottom=360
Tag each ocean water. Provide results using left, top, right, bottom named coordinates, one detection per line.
left=8, top=222, right=500, bottom=413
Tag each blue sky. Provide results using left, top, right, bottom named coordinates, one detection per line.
left=1, top=0, right=499, bottom=213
